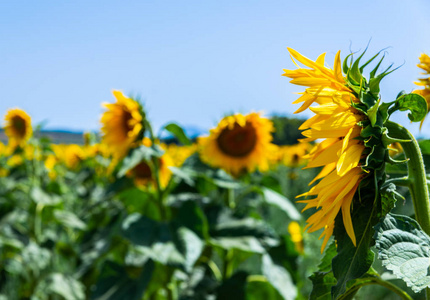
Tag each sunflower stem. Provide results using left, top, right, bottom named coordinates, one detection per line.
left=145, top=120, right=166, bottom=220
left=386, top=121, right=430, bottom=300
left=386, top=121, right=430, bottom=233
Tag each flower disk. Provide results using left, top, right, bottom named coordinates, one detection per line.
left=283, top=48, right=367, bottom=252
left=4, top=108, right=32, bottom=148
left=100, top=91, right=144, bottom=158
left=198, top=113, right=275, bottom=176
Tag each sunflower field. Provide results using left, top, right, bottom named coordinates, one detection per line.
left=1, top=49, right=430, bottom=300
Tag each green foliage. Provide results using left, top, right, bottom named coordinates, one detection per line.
left=270, top=115, right=305, bottom=145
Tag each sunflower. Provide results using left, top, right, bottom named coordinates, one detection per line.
left=283, top=48, right=367, bottom=252
left=413, top=53, right=430, bottom=127
left=51, top=144, right=86, bottom=170
left=163, top=143, right=197, bottom=167
left=198, top=112, right=275, bottom=176
left=127, top=138, right=173, bottom=189
left=4, top=108, right=32, bottom=148
left=100, top=90, right=144, bottom=158
left=288, top=221, right=304, bottom=254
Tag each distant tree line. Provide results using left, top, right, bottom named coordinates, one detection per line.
left=270, top=115, right=305, bottom=145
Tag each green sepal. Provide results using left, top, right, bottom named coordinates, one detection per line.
left=389, top=93, right=428, bottom=122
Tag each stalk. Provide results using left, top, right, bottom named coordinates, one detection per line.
left=385, top=121, right=430, bottom=234
left=386, top=121, right=430, bottom=300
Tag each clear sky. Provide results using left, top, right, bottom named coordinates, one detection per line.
left=1, top=0, right=430, bottom=137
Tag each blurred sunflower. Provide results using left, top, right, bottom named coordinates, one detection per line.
left=198, top=112, right=275, bottom=176
left=52, top=144, right=86, bottom=170
left=100, top=91, right=144, bottom=158
left=283, top=48, right=366, bottom=252
left=163, top=143, right=197, bottom=167
left=4, top=108, right=32, bottom=148
left=127, top=138, right=173, bottom=189
left=413, top=53, right=430, bottom=128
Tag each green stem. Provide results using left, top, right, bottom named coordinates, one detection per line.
left=386, top=121, right=430, bottom=234
left=146, top=120, right=166, bottom=220
left=386, top=121, right=430, bottom=300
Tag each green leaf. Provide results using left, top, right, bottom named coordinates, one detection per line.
left=54, top=210, right=87, bottom=230
left=117, top=145, right=162, bottom=178
left=210, top=216, right=279, bottom=254
left=262, top=254, right=297, bottom=300
left=310, top=272, right=337, bottom=300
left=331, top=191, right=379, bottom=299
left=318, top=242, right=337, bottom=273
left=122, top=213, right=204, bottom=271
left=169, top=166, right=195, bottom=186
left=309, top=242, right=337, bottom=300
left=261, top=188, right=301, bottom=221
left=246, top=280, right=283, bottom=300
left=163, top=123, right=192, bottom=145
left=37, top=273, right=86, bottom=300
left=392, top=93, right=428, bottom=123
left=30, top=187, right=61, bottom=206
left=379, top=183, right=401, bottom=217
left=91, top=260, right=154, bottom=300
left=374, top=213, right=430, bottom=293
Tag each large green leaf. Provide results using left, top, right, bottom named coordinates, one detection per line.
left=122, top=213, right=204, bottom=271
left=30, top=187, right=61, bottom=206
left=34, top=273, right=86, bottom=300
left=262, top=254, right=297, bottom=300
left=210, top=215, right=279, bottom=254
left=261, top=188, right=301, bottom=221
left=54, top=210, right=87, bottom=230
left=374, top=213, right=430, bottom=293
left=331, top=193, right=379, bottom=299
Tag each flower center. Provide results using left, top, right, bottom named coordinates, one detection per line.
left=133, top=161, right=152, bottom=180
left=12, top=116, right=26, bottom=138
left=217, top=122, right=257, bottom=157
left=122, top=110, right=134, bottom=135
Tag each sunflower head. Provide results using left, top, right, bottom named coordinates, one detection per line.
left=100, top=91, right=145, bottom=158
left=127, top=152, right=173, bottom=189
left=4, top=108, right=32, bottom=148
left=198, top=112, right=275, bottom=176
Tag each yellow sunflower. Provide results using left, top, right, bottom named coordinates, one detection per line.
left=198, top=112, right=275, bottom=176
left=283, top=48, right=366, bottom=252
left=51, top=144, right=86, bottom=170
left=4, top=108, right=32, bottom=148
left=163, top=143, right=197, bottom=167
left=100, top=90, right=144, bottom=158
left=127, top=138, right=173, bottom=189
left=413, top=53, right=430, bottom=128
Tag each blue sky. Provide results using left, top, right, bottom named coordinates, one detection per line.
left=1, top=0, right=430, bottom=137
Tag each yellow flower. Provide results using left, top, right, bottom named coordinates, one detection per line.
left=163, top=143, right=197, bottom=167
left=4, top=108, right=32, bottom=148
left=51, top=144, right=86, bottom=170
left=198, top=112, right=275, bottom=176
left=283, top=48, right=366, bottom=252
left=288, top=221, right=304, bottom=254
left=100, top=91, right=144, bottom=158
left=413, top=53, right=430, bottom=128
